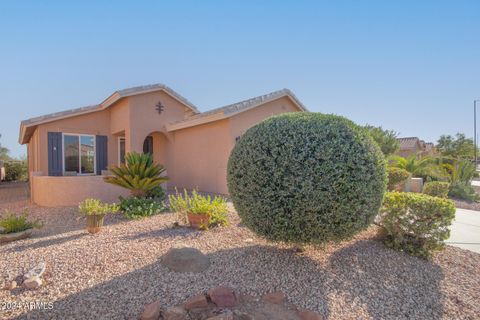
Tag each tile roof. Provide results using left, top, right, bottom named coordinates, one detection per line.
left=19, top=84, right=307, bottom=143
left=397, top=137, right=421, bottom=149
left=169, top=88, right=307, bottom=127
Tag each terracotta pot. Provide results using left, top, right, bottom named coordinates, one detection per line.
left=86, top=215, right=105, bottom=234
left=187, top=213, right=210, bottom=230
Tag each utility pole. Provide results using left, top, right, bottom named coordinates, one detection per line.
left=475, top=100, right=480, bottom=168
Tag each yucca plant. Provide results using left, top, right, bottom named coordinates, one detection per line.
left=104, top=152, right=168, bottom=197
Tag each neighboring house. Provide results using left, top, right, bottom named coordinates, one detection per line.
left=397, top=137, right=436, bottom=158
left=19, top=84, right=307, bottom=206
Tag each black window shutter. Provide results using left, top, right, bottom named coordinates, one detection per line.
left=47, top=132, right=63, bottom=176
left=96, top=135, right=108, bottom=175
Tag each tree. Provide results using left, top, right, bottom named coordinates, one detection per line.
left=0, top=134, right=11, bottom=160
left=437, top=133, right=476, bottom=159
left=364, top=125, right=400, bottom=156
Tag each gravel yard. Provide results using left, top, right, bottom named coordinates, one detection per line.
left=1, top=199, right=480, bottom=320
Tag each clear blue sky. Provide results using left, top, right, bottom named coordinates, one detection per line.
left=1, top=0, right=479, bottom=158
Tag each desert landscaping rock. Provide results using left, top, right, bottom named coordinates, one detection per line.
left=0, top=229, right=32, bottom=243
left=4, top=280, right=17, bottom=291
left=296, top=308, right=324, bottom=320
left=262, top=291, right=286, bottom=304
left=23, top=276, right=42, bottom=289
left=161, top=247, right=210, bottom=273
left=1, top=200, right=479, bottom=319
left=207, top=309, right=233, bottom=320
left=140, top=300, right=162, bottom=320
left=208, top=286, right=237, bottom=308
left=184, top=294, right=209, bottom=310
left=23, top=261, right=46, bottom=280
left=162, top=306, right=188, bottom=320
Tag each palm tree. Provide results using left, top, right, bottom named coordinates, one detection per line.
left=104, top=152, right=168, bottom=197
left=388, top=154, right=448, bottom=181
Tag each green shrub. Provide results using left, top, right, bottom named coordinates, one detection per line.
left=387, top=167, right=410, bottom=190
left=423, top=181, right=450, bottom=198
left=119, top=197, right=165, bottom=219
left=379, top=192, right=455, bottom=258
left=104, top=152, right=168, bottom=197
left=4, top=160, right=28, bottom=182
left=227, top=112, right=387, bottom=244
left=168, top=189, right=229, bottom=227
left=146, top=185, right=166, bottom=201
left=0, top=209, right=42, bottom=234
left=78, top=199, right=119, bottom=216
left=449, top=183, right=480, bottom=202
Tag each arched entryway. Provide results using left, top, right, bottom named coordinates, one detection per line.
left=142, top=132, right=170, bottom=169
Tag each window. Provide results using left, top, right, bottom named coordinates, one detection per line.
left=118, top=137, right=125, bottom=164
left=63, top=134, right=95, bottom=175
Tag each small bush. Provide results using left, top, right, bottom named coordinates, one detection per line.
left=168, top=189, right=228, bottom=228
left=0, top=209, right=42, bottom=234
left=104, top=152, right=168, bottom=197
left=119, top=197, right=165, bottom=219
left=227, top=113, right=386, bottom=244
left=423, top=181, right=450, bottom=198
left=387, top=167, right=410, bottom=191
left=449, top=183, right=480, bottom=202
left=78, top=199, right=119, bottom=216
left=379, top=192, right=455, bottom=258
left=4, top=160, right=28, bottom=182
left=146, top=185, right=166, bottom=201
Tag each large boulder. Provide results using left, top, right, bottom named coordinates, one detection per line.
left=161, top=247, right=210, bottom=273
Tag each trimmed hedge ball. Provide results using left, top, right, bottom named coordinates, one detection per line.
left=227, top=112, right=387, bottom=244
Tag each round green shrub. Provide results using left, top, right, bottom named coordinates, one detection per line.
left=387, top=166, right=410, bottom=191
left=227, top=113, right=387, bottom=244
left=423, top=181, right=450, bottom=198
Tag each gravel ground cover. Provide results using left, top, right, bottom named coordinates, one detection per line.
left=1, top=200, right=479, bottom=320
left=454, top=199, right=480, bottom=211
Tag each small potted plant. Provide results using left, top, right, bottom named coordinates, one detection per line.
left=0, top=209, right=42, bottom=243
left=79, top=199, right=118, bottom=234
left=169, top=189, right=228, bottom=230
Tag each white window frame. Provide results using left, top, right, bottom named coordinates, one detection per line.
left=118, top=137, right=126, bottom=165
left=62, top=133, right=96, bottom=176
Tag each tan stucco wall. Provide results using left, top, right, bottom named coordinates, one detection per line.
left=170, top=119, right=232, bottom=194
left=229, top=97, right=299, bottom=139
left=25, top=91, right=302, bottom=205
left=168, top=96, right=302, bottom=194
left=31, top=109, right=112, bottom=175
left=31, top=175, right=130, bottom=207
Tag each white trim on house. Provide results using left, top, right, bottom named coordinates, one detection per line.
left=62, top=133, right=96, bottom=176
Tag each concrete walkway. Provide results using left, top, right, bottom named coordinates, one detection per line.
left=446, top=208, right=480, bottom=253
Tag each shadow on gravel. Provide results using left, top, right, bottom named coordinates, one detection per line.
left=6, top=233, right=88, bottom=253
left=119, top=225, right=199, bottom=241
left=329, top=240, right=444, bottom=320
left=12, top=241, right=444, bottom=320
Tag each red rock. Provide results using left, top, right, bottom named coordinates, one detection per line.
left=207, top=286, right=237, bottom=308
left=184, top=294, right=209, bottom=310
left=297, top=308, right=324, bottom=320
left=163, top=306, right=188, bottom=320
left=140, top=300, right=162, bottom=320
left=262, top=291, right=286, bottom=304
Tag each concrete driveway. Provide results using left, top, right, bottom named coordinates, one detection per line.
left=446, top=208, right=480, bottom=253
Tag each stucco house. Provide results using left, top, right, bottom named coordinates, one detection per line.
left=19, top=84, right=307, bottom=206
left=397, top=137, right=436, bottom=158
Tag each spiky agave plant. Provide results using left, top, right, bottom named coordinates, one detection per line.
left=104, top=152, right=168, bottom=197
